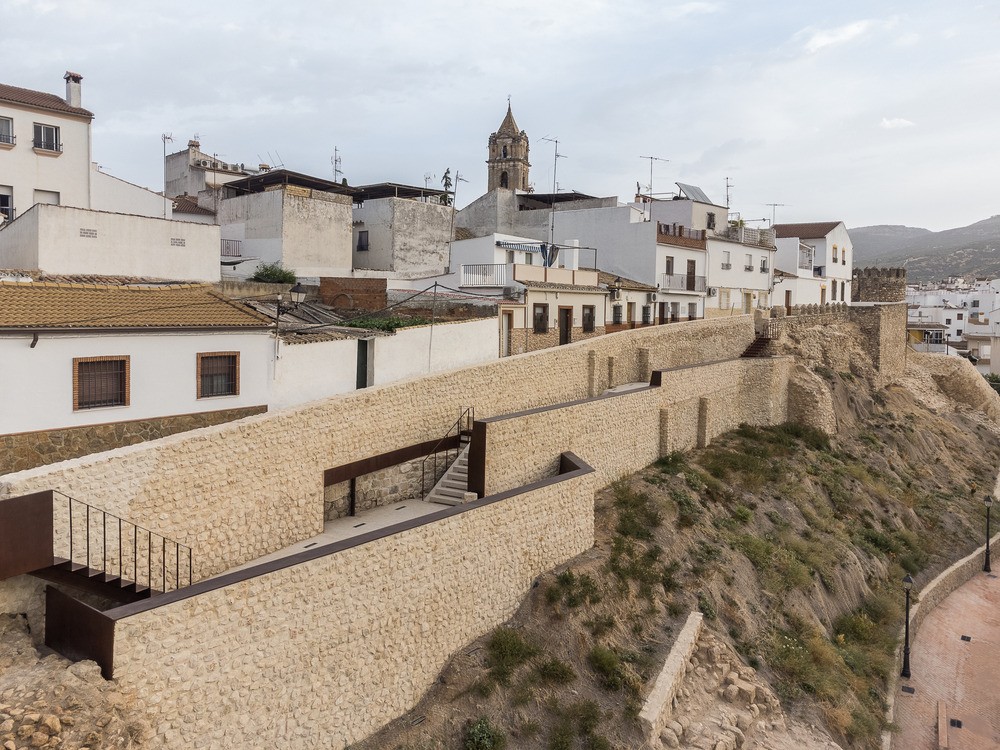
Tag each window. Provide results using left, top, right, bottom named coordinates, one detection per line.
left=73, top=356, right=129, bottom=410
left=760, top=257, right=768, bottom=272
left=533, top=304, right=549, bottom=333
left=972, top=300, right=980, bottom=308
left=688, top=302, right=698, bottom=320
left=706, top=212, right=716, bottom=230
left=945, top=318, right=952, bottom=325
left=356, top=230, right=369, bottom=252
left=642, top=305, right=652, bottom=324
left=719, top=288, right=730, bottom=309
left=627, top=302, right=636, bottom=322
left=0, top=118, right=12, bottom=146
left=833, top=244, right=839, bottom=262
left=744, top=254, right=753, bottom=271
left=0, top=191, right=12, bottom=222
left=664, top=256, right=674, bottom=276
left=502, top=145, right=508, bottom=158
left=500, top=171, right=509, bottom=189
left=957, top=312, right=964, bottom=321
left=198, top=352, right=239, bottom=398
left=957, top=329, right=963, bottom=336
left=840, top=281, right=845, bottom=300
left=831, top=283, right=837, bottom=302
left=33, top=123, right=61, bottom=152
left=582, top=305, right=595, bottom=333
left=722, top=251, right=731, bottom=270
left=612, top=305, right=623, bottom=324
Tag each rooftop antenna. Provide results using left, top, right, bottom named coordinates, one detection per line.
left=540, top=136, right=565, bottom=245
left=764, top=203, right=787, bottom=226
left=424, top=172, right=434, bottom=188
left=639, top=155, right=668, bottom=222
left=160, top=133, right=174, bottom=218
left=331, top=147, right=342, bottom=182
left=725, top=176, right=735, bottom=209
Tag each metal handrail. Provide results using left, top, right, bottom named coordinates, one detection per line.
left=54, top=490, right=193, bottom=593
left=420, top=407, right=475, bottom=500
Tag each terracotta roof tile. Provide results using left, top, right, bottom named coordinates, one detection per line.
left=0, top=82, right=94, bottom=118
left=171, top=195, right=215, bottom=216
left=0, top=282, right=272, bottom=329
left=520, top=279, right=606, bottom=293
left=772, top=222, right=842, bottom=239
left=588, top=269, right=658, bottom=292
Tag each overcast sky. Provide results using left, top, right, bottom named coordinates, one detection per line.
left=5, top=1, right=998, bottom=231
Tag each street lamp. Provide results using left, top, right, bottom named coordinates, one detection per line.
left=901, top=574, right=914, bottom=679
left=985, top=495, right=993, bottom=573
left=274, top=282, right=306, bottom=324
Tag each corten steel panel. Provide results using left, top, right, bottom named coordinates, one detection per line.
left=468, top=420, right=487, bottom=499
left=0, top=490, right=54, bottom=578
left=323, top=435, right=461, bottom=486
left=45, top=586, right=115, bottom=679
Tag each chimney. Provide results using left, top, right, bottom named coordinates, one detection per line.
left=64, top=71, right=83, bottom=108
left=188, top=139, right=200, bottom=149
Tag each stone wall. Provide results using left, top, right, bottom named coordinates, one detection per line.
left=852, top=267, right=906, bottom=303
left=479, top=357, right=793, bottom=495
left=109, top=464, right=595, bottom=749
left=1, top=317, right=756, bottom=580
left=323, top=453, right=445, bottom=519
left=638, top=612, right=704, bottom=747
left=849, top=304, right=908, bottom=387
left=0, top=405, right=267, bottom=474
left=318, top=276, right=388, bottom=311
left=510, top=325, right=606, bottom=355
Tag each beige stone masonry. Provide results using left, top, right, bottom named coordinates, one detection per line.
left=639, top=611, right=705, bottom=747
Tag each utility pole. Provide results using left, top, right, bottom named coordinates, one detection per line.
left=160, top=133, right=173, bottom=218
left=725, top=176, right=734, bottom=209
left=331, top=147, right=343, bottom=182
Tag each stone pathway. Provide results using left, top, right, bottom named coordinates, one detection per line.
left=892, top=570, right=1000, bottom=749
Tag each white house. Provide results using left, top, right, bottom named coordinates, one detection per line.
left=217, top=169, right=354, bottom=280
left=165, top=138, right=258, bottom=200
left=0, top=72, right=172, bottom=223
left=773, top=222, right=853, bottom=310
left=0, top=282, right=273, bottom=439
left=0, top=204, right=222, bottom=282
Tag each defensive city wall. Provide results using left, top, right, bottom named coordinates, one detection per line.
left=0, top=269, right=907, bottom=749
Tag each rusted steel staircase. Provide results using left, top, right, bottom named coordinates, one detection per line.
left=0, top=489, right=192, bottom=604
left=741, top=320, right=779, bottom=358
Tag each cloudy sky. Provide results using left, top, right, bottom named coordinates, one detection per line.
left=5, top=1, right=998, bottom=231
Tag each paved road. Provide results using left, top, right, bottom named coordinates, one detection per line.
left=892, top=570, right=1000, bottom=750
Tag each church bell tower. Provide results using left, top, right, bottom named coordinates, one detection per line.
left=487, top=103, right=530, bottom=192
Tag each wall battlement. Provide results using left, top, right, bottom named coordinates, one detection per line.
left=852, top=266, right=907, bottom=303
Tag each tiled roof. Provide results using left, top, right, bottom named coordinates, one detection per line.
left=171, top=195, right=215, bottom=216
left=453, top=226, right=478, bottom=241
left=589, top=269, right=658, bottom=292
left=520, top=280, right=606, bottom=293
left=0, top=282, right=272, bottom=330
left=773, top=222, right=842, bottom=239
left=0, top=82, right=94, bottom=118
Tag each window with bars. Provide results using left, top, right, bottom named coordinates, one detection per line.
left=198, top=352, right=239, bottom=398
left=582, top=305, right=595, bottom=333
left=73, top=356, right=129, bottom=410
left=612, top=305, right=623, bottom=325
left=33, top=123, right=61, bottom=151
left=533, top=304, right=549, bottom=334
left=642, top=305, right=652, bottom=324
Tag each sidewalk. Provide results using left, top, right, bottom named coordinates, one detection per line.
left=892, top=570, right=1000, bottom=749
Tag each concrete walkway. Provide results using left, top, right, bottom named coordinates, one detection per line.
left=216, top=500, right=447, bottom=577
left=892, top=570, right=1000, bottom=749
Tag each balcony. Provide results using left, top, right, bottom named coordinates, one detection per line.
left=462, top=263, right=509, bottom=287
left=744, top=265, right=754, bottom=272
left=656, top=222, right=707, bottom=250
left=0, top=133, right=14, bottom=147
left=221, top=239, right=242, bottom=258
left=32, top=140, right=62, bottom=153
left=813, top=265, right=826, bottom=278
left=661, top=273, right=706, bottom=293
left=721, top=262, right=732, bottom=270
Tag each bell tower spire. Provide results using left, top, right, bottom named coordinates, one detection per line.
left=487, top=101, right=530, bottom=192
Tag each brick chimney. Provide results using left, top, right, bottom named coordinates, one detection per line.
left=64, top=71, right=83, bottom=108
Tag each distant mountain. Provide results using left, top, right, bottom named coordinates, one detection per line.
left=850, top=216, right=1000, bottom=281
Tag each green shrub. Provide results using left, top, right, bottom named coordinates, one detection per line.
left=587, top=645, right=626, bottom=691
left=671, top=489, right=702, bottom=528
left=584, top=615, right=615, bottom=637
left=655, top=451, right=687, bottom=473
left=547, top=570, right=601, bottom=608
left=613, top=484, right=661, bottom=539
left=486, top=627, right=538, bottom=685
left=697, top=593, right=717, bottom=620
left=464, top=717, right=507, bottom=750
left=249, top=261, right=297, bottom=284
left=341, top=314, right=430, bottom=332
left=535, top=657, right=576, bottom=685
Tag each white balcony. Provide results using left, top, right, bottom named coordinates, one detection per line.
left=461, top=263, right=509, bottom=287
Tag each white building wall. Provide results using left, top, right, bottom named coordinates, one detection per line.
left=0, top=101, right=92, bottom=216
left=704, top=239, right=774, bottom=315
left=0, top=204, right=221, bottom=281
left=352, top=200, right=395, bottom=271
left=90, top=164, right=172, bottom=219
left=372, top=318, right=499, bottom=386
left=554, top=205, right=657, bottom=284
left=271, top=338, right=358, bottom=410
left=0, top=330, right=271, bottom=434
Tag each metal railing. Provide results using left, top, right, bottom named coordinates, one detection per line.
left=32, top=140, right=63, bottom=152
left=221, top=238, right=242, bottom=257
left=420, top=407, right=475, bottom=500
left=656, top=223, right=706, bottom=240
left=661, top=273, right=706, bottom=292
left=461, top=263, right=508, bottom=287
left=54, top=491, right=193, bottom=594
left=721, top=262, right=732, bottom=270
left=0, top=133, right=14, bottom=145
left=724, top=225, right=776, bottom=248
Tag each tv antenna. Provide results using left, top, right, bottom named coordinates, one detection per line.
left=725, top=176, right=735, bottom=208
left=764, top=203, right=786, bottom=226
left=540, top=136, right=565, bottom=245
left=331, top=147, right=343, bottom=182
left=638, top=155, right=669, bottom=200
left=424, top=172, right=435, bottom=188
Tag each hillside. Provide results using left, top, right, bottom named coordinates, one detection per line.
left=852, top=217, right=1000, bottom=281
left=355, top=322, right=1000, bottom=750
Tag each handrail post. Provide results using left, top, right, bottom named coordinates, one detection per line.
left=68, top=497, right=73, bottom=565
left=188, top=547, right=192, bottom=587
left=118, top=517, right=122, bottom=577
left=85, top=505, right=90, bottom=570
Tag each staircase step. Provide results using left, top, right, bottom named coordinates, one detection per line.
left=441, top=480, right=467, bottom=491
left=434, top=486, right=466, bottom=499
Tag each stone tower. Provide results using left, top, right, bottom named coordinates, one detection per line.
left=487, top=104, right=531, bottom=192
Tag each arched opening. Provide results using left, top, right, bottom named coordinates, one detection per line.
left=502, top=145, right=508, bottom=158
left=500, top=171, right=509, bottom=189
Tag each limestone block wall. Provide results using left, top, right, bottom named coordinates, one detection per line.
left=479, top=357, right=792, bottom=495
left=0, top=317, right=754, bottom=579
left=638, top=612, right=704, bottom=747
left=849, top=304, right=907, bottom=387
left=109, top=466, right=596, bottom=749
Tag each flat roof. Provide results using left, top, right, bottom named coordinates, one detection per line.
left=353, top=183, right=448, bottom=202
left=222, top=169, right=356, bottom=197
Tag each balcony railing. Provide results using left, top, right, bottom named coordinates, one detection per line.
left=656, top=222, right=707, bottom=249
left=32, top=140, right=63, bottom=152
left=744, top=265, right=754, bottom=272
left=221, top=239, right=242, bottom=258
left=722, top=225, right=776, bottom=248
left=462, top=263, right=508, bottom=287
left=0, top=133, right=14, bottom=145
left=721, top=262, right=732, bottom=270
left=813, top=265, right=826, bottom=277
left=760, top=264, right=769, bottom=273
left=661, top=273, right=706, bottom=292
